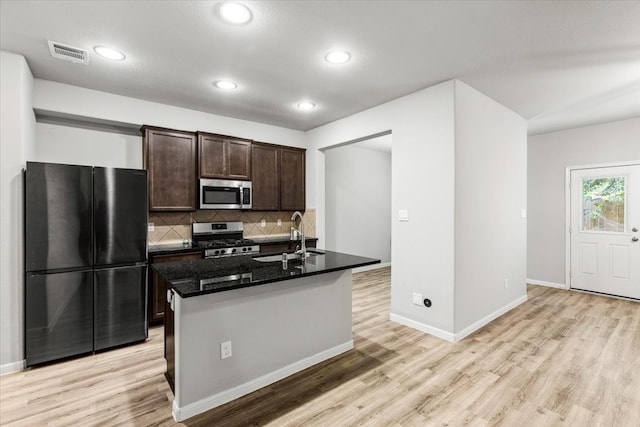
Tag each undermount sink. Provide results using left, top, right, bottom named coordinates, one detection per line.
left=253, top=249, right=325, bottom=263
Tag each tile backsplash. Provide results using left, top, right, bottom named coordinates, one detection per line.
left=148, top=209, right=316, bottom=245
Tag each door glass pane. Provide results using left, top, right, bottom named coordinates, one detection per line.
left=582, top=177, right=625, bottom=232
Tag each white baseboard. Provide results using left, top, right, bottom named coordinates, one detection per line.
left=0, top=359, right=25, bottom=375
left=390, top=294, right=528, bottom=343
left=354, top=262, right=391, bottom=273
left=454, top=295, right=528, bottom=341
left=389, top=313, right=456, bottom=342
left=172, top=340, right=354, bottom=422
left=527, top=278, right=568, bottom=289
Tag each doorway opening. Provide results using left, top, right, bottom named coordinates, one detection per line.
left=322, top=131, right=392, bottom=269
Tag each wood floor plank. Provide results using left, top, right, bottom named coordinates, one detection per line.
left=1, top=266, right=639, bottom=426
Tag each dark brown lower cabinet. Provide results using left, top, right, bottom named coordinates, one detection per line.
left=149, top=251, right=203, bottom=325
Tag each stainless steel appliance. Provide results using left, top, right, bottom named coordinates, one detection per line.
left=199, top=178, right=252, bottom=210
left=192, top=222, right=260, bottom=258
left=24, top=162, right=148, bottom=366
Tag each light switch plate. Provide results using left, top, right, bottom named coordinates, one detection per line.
left=260, top=219, right=266, bottom=227
left=521, top=209, right=527, bottom=218
left=148, top=222, right=154, bottom=232
left=277, top=219, right=282, bottom=226
left=399, top=210, right=409, bottom=222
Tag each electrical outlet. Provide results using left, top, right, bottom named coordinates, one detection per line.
left=277, top=219, right=282, bottom=226
left=399, top=210, right=409, bottom=222
left=148, top=222, right=154, bottom=232
left=260, top=219, right=266, bottom=227
left=412, top=292, right=423, bottom=306
left=220, top=341, right=232, bottom=359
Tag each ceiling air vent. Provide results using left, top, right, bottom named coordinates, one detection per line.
left=48, top=41, right=89, bottom=64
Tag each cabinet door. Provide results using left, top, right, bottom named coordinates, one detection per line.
left=143, top=127, right=197, bottom=211
left=199, top=134, right=226, bottom=178
left=252, top=143, right=280, bottom=210
left=281, top=147, right=306, bottom=211
left=200, top=134, right=252, bottom=180
left=149, top=251, right=203, bottom=324
left=227, top=139, right=252, bottom=180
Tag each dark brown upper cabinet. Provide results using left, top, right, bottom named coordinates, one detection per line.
left=198, top=132, right=252, bottom=180
left=280, top=147, right=306, bottom=211
left=252, top=143, right=306, bottom=211
left=142, top=126, right=197, bottom=211
left=251, top=142, right=280, bottom=211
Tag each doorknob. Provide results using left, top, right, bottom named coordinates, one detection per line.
left=633, top=237, right=639, bottom=242
left=633, top=227, right=639, bottom=232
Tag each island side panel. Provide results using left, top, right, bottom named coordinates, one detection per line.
left=163, top=275, right=175, bottom=392
left=172, top=270, right=353, bottom=419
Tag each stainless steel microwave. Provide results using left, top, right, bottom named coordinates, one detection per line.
left=199, top=179, right=252, bottom=210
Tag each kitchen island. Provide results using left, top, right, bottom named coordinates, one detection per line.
left=153, top=249, right=379, bottom=422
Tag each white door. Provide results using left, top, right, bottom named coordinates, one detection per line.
left=570, top=164, right=640, bottom=299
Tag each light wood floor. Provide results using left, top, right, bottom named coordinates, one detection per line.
left=1, top=267, right=639, bottom=426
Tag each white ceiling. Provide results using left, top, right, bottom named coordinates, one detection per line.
left=1, top=1, right=639, bottom=134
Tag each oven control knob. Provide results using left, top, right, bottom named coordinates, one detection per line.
left=215, top=250, right=221, bottom=255
left=231, top=248, right=237, bottom=253
left=242, top=247, right=247, bottom=252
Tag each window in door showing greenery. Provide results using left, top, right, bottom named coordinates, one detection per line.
left=582, top=177, right=625, bottom=232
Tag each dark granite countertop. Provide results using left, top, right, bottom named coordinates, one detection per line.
left=149, top=243, right=201, bottom=256
left=153, top=249, right=379, bottom=298
left=149, top=236, right=319, bottom=256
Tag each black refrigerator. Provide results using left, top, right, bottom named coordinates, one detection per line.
left=24, top=162, right=148, bottom=366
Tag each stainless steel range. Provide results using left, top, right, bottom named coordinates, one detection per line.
left=192, top=222, right=260, bottom=258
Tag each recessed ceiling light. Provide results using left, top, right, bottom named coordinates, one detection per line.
left=325, top=51, right=351, bottom=64
left=93, top=46, right=125, bottom=61
left=219, top=2, right=252, bottom=24
left=214, top=80, right=238, bottom=90
left=297, top=102, right=316, bottom=111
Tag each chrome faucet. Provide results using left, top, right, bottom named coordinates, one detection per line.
left=291, top=211, right=306, bottom=259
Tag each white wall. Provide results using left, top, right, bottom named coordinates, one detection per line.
left=32, top=79, right=309, bottom=200
left=453, top=81, right=528, bottom=335
left=34, top=122, right=142, bottom=168
left=0, top=51, right=35, bottom=373
left=308, top=79, right=527, bottom=341
left=308, top=81, right=457, bottom=336
left=324, top=144, right=391, bottom=263
left=528, top=117, right=640, bottom=285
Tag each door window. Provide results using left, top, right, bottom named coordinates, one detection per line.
left=581, top=176, right=625, bottom=233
